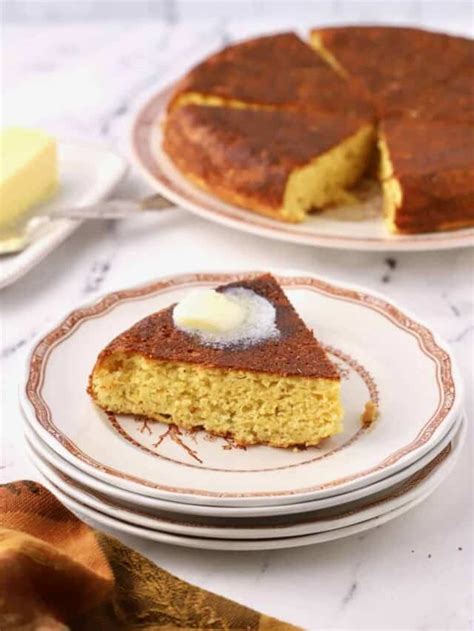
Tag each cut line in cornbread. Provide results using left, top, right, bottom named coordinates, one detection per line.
left=378, top=118, right=474, bottom=234
left=88, top=274, right=344, bottom=449
left=163, top=28, right=474, bottom=234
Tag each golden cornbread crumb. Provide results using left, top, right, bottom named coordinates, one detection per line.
left=282, top=123, right=375, bottom=221
left=361, top=400, right=379, bottom=427
left=90, top=353, right=343, bottom=448
left=167, top=90, right=376, bottom=223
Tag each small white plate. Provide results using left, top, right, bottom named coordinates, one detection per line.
left=130, top=85, right=474, bottom=252
left=26, top=417, right=464, bottom=540
left=23, top=409, right=462, bottom=519
left=21, top=271, right=463, bottom=506
left=0, top=142, right=127, bottom=290
left=29, top=418, right=465, bottom=550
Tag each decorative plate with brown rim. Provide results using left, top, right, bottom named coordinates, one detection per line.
left=26, top=416, right=464, bottom=539
left=21, top=271, right=463, bottom=507
left=130, top=85, right=474, bottom=252
left=21, top=411, right=462, bottom=518
left=25, top=419, right=466, bottom=551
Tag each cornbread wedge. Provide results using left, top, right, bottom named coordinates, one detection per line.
left=164, top=105, right=375, bottom=222
left=310, top=26, right=474, bottom=123
left=89, top=274, right=343, bottom=448
left=379, top=118, right=474, bottom=234
left=0, top=128, right=58, bottom=229
left=168, top=32, right=373, bottom=119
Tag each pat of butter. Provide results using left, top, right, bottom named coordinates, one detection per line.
left=173, top=289, right=247, bottom=333
left=0, top=128, right=58, bottom=229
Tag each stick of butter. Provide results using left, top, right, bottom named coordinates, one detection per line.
left=0, top=128, right=58, bottom=229
left=173, top=289, right=247, bottom=333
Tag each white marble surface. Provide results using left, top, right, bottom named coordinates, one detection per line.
left=3, top=0, right=473, bottom=27
left=1, top=17, right=473, bottom=631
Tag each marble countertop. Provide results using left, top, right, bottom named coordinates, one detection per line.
left=2, top=18, right=473, bottom=630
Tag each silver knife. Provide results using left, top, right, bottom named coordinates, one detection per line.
left=0, top=193, right=176, bottom=255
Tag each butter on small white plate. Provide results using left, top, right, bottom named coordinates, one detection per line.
left=0, top=141, right=127, bottom=290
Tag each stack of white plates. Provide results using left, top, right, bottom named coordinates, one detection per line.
left=22, top=271, right=466, bottom=551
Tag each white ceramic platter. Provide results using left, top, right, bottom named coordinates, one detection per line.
left=130, top=85, right=474, bottom=252
left=21, top=271, right=463, bottom=506
left=28, top=419, right=465, bottom=551
left=26, top=417, right=464, bottom=540
left=0, top=142, right=127, bottom=290
left=23, top=410, right=462, bottom=518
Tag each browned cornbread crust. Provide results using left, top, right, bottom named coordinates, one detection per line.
left=168, top=32, right=373, bottom=118
left=381, top=118, right=474, bottom=233
left=310, top=25, right=474, bottom=233
left=90, top=274, right=340, bottom=380
left=163, top=104, right=372, bottom=219
left=311, top=26, right=474, bottom=123
left=164, top=27, right=474, bottom=234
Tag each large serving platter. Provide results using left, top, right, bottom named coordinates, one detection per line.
left=131, top=85, right=474, bottom=252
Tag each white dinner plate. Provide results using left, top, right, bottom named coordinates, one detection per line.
left=29, top=418, right=465, bottom=550
left=21, top=271, right=463, bottom=506
left=23, top=410, right=462, bottom=519
left=130, top=85, right=474, bottom=252
left=0, top=142, right=127, bottom=290
left=26, top=417, right=464, bottom=540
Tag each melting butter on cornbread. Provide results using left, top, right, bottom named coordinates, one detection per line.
left=173, top=287, right=280, bottom=348
left=173, top=288, right=248, bottom=334
left=89, top=274, right=344, bottom=449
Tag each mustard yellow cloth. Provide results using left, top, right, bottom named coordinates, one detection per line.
left=0, top=481, right=300, bottom=630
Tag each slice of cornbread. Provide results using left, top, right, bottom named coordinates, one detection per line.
left=379, top=118, right=474, bottom=234
left=89, top=274, right=343, bottom=449
left=163, top=104, right=375, bottom=222
left=0, top=128, right=58, bottom=229
left=163, top=29, right=473, bottom=233
left=310, top=26, right=474, bottom=233
left=310, top=26, right=474, bottom=122
left=168, top=32, right=373, bottom=120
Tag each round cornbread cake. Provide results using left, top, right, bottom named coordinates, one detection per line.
left=162, top=28, right=474, bottom=234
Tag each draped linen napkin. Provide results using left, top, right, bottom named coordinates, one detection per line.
left=0, top=481, right=300, bottom=631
